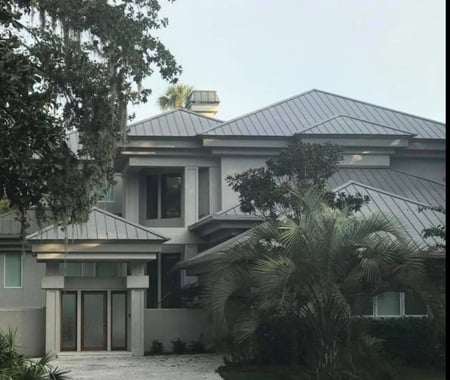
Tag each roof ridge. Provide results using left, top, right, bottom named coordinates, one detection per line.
left=314, top=89, right=445, bottom=126
left=299, top=114, right=416, bottom=135
left=198, top=89, right=318, bottom=135
left=26, top=207, right=169, bottom=241
left=128, top=108, right=223, bottom=131
left=333, top=180, right=434, bottom=207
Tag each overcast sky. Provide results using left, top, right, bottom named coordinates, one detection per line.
left=130, top=0, right=445, bottom=123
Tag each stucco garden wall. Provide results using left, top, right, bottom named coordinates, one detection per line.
left=144, top=308, right=212, bottom=352
left=0, top=307, right=45, bottom=357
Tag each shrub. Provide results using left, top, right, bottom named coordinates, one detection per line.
left=171, top=338, right=187, bottom=354
left=356, top=317, right=445, bottom=368
left=149, top=339, right=163, bottom=354
left=188, top=339, right=206, bottom=353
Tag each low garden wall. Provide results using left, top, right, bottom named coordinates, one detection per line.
left=144, top=308, right=212, bottom=353
left=0, top=307, right=45, bottom=357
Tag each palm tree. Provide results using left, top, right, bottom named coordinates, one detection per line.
left=157, top=83, right=193, bottom=111
left=0, top=329, right=70, bottom=379
left=202, top=187, right=426, bottom=378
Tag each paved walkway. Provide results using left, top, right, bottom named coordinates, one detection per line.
left=53, top=353, right=223, bottom=380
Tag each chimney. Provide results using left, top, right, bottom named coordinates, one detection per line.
left=187, top=90, right=220, bottom=118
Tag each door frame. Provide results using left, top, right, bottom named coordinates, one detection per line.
left=81, top=291, right=107, bottom=351
left=60, top=291, right=78, bottom=351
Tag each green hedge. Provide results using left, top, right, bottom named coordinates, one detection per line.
left=358, top=317, right=445, bottom=368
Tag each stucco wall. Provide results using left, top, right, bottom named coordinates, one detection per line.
left=220, top=156, right=268, bottom=210
left=0, top=308, right=45, bottom=357
left=144, top=308, right=211, bottom=352
left=0, top=253, right=45, bottom=308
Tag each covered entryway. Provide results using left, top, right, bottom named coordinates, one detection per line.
left=26, top=207, right=168, bottom=356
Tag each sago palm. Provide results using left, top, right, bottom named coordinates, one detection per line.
left=157, top=83, right=193, bottom=111
left=201, top=187, right=425, bottom=377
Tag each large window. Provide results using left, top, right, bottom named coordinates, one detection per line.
left=4, top=253, right=22, bottom=288
left=146, top=173, right=182, bottom=219
left=352, top=291, right=427, bottom=317
left=146, top=253, right=181, bottom=309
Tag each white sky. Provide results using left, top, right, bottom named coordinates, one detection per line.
left=129, top=0, right=446, bottom=123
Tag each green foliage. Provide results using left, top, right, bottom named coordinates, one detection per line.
left=0, top=0, right=181, bottom=235
left=202, top=188, right=424, bottom=378
left=0, top=329, right=70, bottom=379
left=188, top=338, right=206, bottom=353
left=419, top=206, right=446, bottom=248
left=0, top=198, right=10, bottom=215
left=149, top=339, right=163, bottom=354
left=170, top=338, right=187, bottom=354
left=158, top=83, right=193, bottom=110
left=359, top=317, right=446, bottom=369
left=226, top=140, right=369, bottom=218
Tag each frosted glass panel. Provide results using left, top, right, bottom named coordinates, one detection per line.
left=96, top=263, right=118, bottom=277
left=61, top=293, right=77, bottom=350
left=4, top=253, right=22, bottom=287
left=111, top=292, right=126, bottom=350
left=377, top=291, right=401, bottom=316
left=60, top=263, right=82, bottom=277
left=82, top=293, right=106, bottom=350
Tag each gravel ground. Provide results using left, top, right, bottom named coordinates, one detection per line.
left=53, top=353, right=223, bottom=380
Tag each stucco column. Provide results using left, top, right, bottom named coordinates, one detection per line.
left=184, top=167, right=199, bottom=225
left=127, top=262, right=148, bottom=356
left=123, top=170, right=139, bottom=223
left=42, top=262, right=64, bottom=354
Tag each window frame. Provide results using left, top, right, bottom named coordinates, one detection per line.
left=146, top=173, right=183, bottom=220
left=4, top=252, right=23, bottom=289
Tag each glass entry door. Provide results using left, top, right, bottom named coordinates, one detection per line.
left=81, top=291, right=107, bottom=350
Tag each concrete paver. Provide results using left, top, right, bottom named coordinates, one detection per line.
left=53, top=353, right=223, bottom=380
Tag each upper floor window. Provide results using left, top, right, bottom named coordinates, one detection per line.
left=147, top=173, right=182, bottom=219
left=4, top=253, right=22, bottom=288
left=99, top=185, right=114, bottom=202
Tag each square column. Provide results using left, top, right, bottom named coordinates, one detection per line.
left=127, top=262, right=148, bottom=356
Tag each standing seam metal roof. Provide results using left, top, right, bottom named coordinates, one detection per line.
left=26, top=207, right=167, bottom=241
left=328, top=168, right=446, bottom=207
left=335, top=181, right=445, bottom=249
left=127, top=108, right=222, bottom=137
left=201, top=89, right=445, bottom=139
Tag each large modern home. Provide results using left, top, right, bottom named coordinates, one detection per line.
left=0, top=89, right=445, bottom=357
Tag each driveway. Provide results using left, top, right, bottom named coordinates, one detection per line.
left=53, top=353, right=223, bottom=380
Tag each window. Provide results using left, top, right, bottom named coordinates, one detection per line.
left=146, top=173, right=182, bottom=219
left=4, top=253, right=22, bottom=288
left=96, top=263, right=118, bottom=278
left=99, top=185, right=114, bottom=202
left=161, top=253, right=181, bottom=308
left=351, top=291, right=427, bottom=317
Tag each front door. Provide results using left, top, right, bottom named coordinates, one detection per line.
left=81, top=291, right=107, bottom=351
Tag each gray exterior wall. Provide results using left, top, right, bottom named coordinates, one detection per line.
left=0, top=253, right=45, bottom=308
left=220, top=156, right=268, bottom=209
left=0, top=308, right=45, bottom=357
left=144, top=308, right=211, bottom=352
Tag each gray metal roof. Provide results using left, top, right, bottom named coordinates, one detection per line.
left=335, top=181, right=445, bottom=249
left=201, top=89, right=445, bottom=139
left=128, top=108, right=222, bottom=137
left=299, top=115, right=415, bottom=136
left=26, top=207, right=167, bottom=241
left=187, top=90, right=220, bottom=104
left=0, top=209, right=52, bottom=238
left=328, top=168, right=446, bottom=207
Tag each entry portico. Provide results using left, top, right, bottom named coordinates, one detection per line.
left=26, top=207, right=167, bottom=356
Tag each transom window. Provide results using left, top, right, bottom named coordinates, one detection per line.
left=146, top=173, right=182, bottom=219
left=59, top=262, right=122, bottom=277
